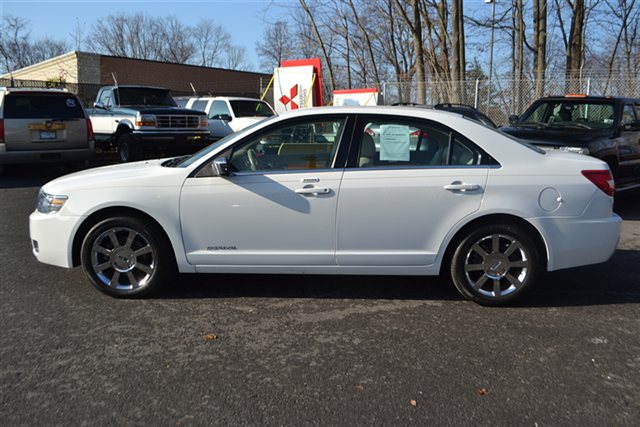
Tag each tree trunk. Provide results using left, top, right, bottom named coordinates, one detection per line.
left=451, top=0, right=465, bottom=102
left=533, top=0, right=547, bottom=97
left=394, top=0, right=426, bottom=103
left=566, top=0, right=585, bottom=92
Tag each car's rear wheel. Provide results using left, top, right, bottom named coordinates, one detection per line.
left=80, top=216, right=175, bottom=298
left=117, top=133, right=141, bottom=163
left=450, top=224, right=540, bottom=306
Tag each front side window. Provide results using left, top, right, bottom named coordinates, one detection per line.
left=209, top=101, right=231, bottom=119
left=357, top=118, right=485, bottom=168
left=229, top=118, right=346, bottom=172
left=622, top=105, right=637, bottom=124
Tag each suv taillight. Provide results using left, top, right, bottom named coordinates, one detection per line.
left=0, top=119, right=4, bottom=143
left=86, top=118, right=93, bottom=141
left=582, top=170, right=615, bottom=197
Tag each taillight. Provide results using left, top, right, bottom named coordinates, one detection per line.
left=0, top=119, right=4, bottom=143
left=86, top=118, right=93, bottom=141
left=582, top=170, right=615, bottom=197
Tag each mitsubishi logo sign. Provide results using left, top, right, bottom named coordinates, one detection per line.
left=279, top=84, right=299, bottom=110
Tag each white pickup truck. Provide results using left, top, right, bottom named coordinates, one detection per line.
left=91, top=85, right=210, bottom=162
left=176, top=96, right=275, bottom=139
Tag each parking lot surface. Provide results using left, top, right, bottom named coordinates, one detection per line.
left=1, top=162, right=639, bottom=425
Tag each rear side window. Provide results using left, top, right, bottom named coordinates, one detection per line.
left=3, top=93, right=85, bottom=119
left=356, top=117, right=492, bottom=168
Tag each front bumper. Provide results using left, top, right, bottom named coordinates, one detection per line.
left=30, top=210, right=83, bottom=269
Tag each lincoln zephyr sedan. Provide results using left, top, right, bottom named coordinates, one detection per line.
left=30, top=106, right=622, bottom=306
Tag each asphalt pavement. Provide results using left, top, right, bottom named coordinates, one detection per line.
left=1, top=162, right=639, bottom=426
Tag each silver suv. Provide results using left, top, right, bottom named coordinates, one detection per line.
left=0, top=87, right=94, bottom=172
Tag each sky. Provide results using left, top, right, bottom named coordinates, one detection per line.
left=1, top=0, right=504, bottom=74
left=0, top=0, right=295, bottom=71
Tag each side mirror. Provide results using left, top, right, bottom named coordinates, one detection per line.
left=213, top=157, right=230, bottom=176
left=212, top=114, right=232, bottom=122
left=508, top=114, right=519, bottom=124
left=94, top=101, right=107, bottom=110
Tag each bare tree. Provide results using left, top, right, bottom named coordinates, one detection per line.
left=299, top=0, right=337, bottom=92
left=603, top=0, right=639, bottom=82
left=532, top=0, right=548, bottom=97
left=0, top=15, right=32, bottom=72
left=255, top=21, right=295, bottom=71
left=554, top=0, right=587, bottom=90
left=193, top=19, right=231, bottom=67
left=158, top=15, right=195, bottom=63
left=0, top=14, right=68, bottom=74
left=224, top=45, right=251, bottom=70
left=394, top=0, right=426, bottom=103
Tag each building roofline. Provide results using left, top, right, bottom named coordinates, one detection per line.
left=97, top=52, right=271, bottom=77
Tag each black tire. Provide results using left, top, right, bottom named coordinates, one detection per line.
left=117, top=133, right=142, bottom=163
left=80, top=216, right=175, bottom=298
left=450, top=223, right=540, bottom=306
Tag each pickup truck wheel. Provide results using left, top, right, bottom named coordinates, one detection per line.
left=117, top=133, right=142, bottom=163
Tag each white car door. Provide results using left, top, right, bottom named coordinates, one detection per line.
left=336, top=116, right=490, bottom=267
left=180, top=116, right=349, bottom=267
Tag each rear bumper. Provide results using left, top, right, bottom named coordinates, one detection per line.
left=0, top=142, right=94, bottom=165
left=531, top=214, right=622, bottom=271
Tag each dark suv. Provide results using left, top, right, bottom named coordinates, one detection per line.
left=501, top=95, right=640, bottom=190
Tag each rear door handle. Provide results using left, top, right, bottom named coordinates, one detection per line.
left=295, top=187, right=330, bottom=195
left=443, top=182, right=480, bottom=192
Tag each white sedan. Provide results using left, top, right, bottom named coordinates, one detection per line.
left=30, top=106, right=621, bottom=306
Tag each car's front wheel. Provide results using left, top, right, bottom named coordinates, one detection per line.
left=80, top=216, right=175, bottom=298
left=450, top=223, right=541, bottom=306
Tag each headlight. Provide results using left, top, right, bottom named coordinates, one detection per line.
left=199, top=116, right=208, bottom=128
left=37, top=189, right=68, bottom=213
left=136, top=114, right=157, bottom=127
left=558, top=146, right=590, bottom=155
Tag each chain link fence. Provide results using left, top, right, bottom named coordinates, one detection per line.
left=381, top=76, right=640, bottom=126
left=3, top=75, right=639, bottom=127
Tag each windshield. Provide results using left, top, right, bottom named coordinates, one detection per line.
left=230, top=100, right=275, bottom=118
left=520, top=100, right=615, bottom=129
left=115, top=88, right=177, bottom=107
left=174, top=118, right=275, bottom=168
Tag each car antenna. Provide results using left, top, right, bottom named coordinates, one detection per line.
left=111, top=72, right=118, bottom=88
left=190, top=82, right=197, bottom=96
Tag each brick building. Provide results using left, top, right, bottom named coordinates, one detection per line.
left=1, top=51, right=271, bottom=99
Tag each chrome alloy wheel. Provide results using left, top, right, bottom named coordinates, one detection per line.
left=463, top=233, right=531, bottom=298
left=90, top=227, right=156, bottom=291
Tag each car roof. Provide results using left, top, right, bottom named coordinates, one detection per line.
left=0, top=87, right=70, bottom=94
left=103, top=85, right=171, bottom=91
left=539, top=95, right=640, bottom=103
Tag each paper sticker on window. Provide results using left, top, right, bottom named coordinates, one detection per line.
left=379, top=124, right=410, bottom=161
left=65, top=98, right=76, bottom=108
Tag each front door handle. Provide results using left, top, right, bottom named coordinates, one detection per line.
left=444, top=182, right=480, bottom=192
left=295, top=187, right=331, bottom=195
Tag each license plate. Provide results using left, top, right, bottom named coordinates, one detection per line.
left=40, top=131, right=57, bottom=140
